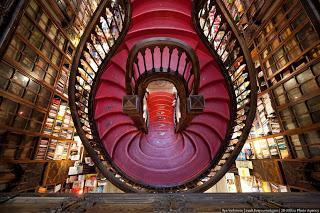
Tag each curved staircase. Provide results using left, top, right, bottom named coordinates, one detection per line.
left=69, top=0, right=257, bottom=192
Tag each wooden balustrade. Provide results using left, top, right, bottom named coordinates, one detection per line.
left=123, top=37, right=204, bottom=132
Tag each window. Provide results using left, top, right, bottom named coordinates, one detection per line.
left=271, top=38, right=280, bottom=50
left=264, top=58, right=277, bottom=77
left=9, top=72, right=29, bottom=97
left=284, top=38, right=301, bottom=61
left=284, top=78, right=301, bottom=101
left=280, top=109, right=296, bottom=129
left=29, top=28, right=45, bottom=49
left=0, top=63, right=14, bottom=90
left=291, top=12, right=306, bottom=29
left=296, top=24, right=319, bottom=50
left=262, top=48, right=269, bottom=59
left=17, top=15, right=33, bottom=38
left=309, top=145, right=320, bottom=157
left=273, top=86, right=287, bottom=105
left=41, top=39, right=53, bottom=58
left=312, top=62, right=320, bottom=85
left=0, top=98, right=18, bottom=126
left=47, top=23, right=58, bottom=40
left=297, top=70, right=318, bottom=94
left=304, top=131, right=320, bottom=145
left=26, top=0, right=39, bottom=19
left=307, top=96, right=320, bottom=123
left=292, top=103, right=312, bottom=126
left=38, top=13, right=49, bottom=31
left=274, top=48, right=287, bottom=69
left=283, top=0, right=296, bottom=11
left=0, top=62, right=52, bottom=108
left=280, top=27, right=292, bottom=41
left=38, top=87, right=52, bottom=108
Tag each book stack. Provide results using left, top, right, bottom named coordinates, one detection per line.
left=53, top=142, right=65, bottom=160
left=57, top=68, right=68, bottom=97
left=62, top=143, right=70, bottom=159
left=43, top=97, right=61, bottom=135
left=53, top=102, right=67, bottom=137
left=46, top=139, right=58, bottom=160
left=53, top=141, right=70, bottom=160
left=60, top=107, right=74, bottom=139
left=35, top=138, right=50, bottom=160
left=36, top=96, right=76, bottom=160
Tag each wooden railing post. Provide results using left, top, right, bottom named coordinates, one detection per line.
left=122, top=95, right=147, bottom=133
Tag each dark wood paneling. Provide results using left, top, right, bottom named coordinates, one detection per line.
left=280, top=160, right=320, bottom=191
left=252, top=159, right=284, bottom=185
left=42, top=160, right=74, bottom=186
left=1, top=193, right=320, bottom=211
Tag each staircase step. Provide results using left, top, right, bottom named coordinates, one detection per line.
left=110, top=48, right=129, bottom=72
left=133, top=9, right=191, bottom=23
left=132, top=0, right=191, bottom=18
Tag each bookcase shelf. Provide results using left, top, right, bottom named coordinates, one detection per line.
left=234, top=0, right=320, bottom=160
left=0, top=0, right=78, bottom=163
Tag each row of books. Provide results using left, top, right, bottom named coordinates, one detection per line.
left=35, top=138, right=50, bottom=160
left=66, top=174, right=100, bottom=193
left=43, top=97, right=61, bottom=135
left=35, top=138, right=72, bottom=160
left=56, top=68, right=69, bottom=96
left=250, top=93, right=282, bottom=137
left=42, top=97, right=75, bottom=139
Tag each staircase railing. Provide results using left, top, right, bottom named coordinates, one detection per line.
left=123, top=37, right=204, bottom=132
left=69, top=0, right=256, bottom=193
left=69, top=0, right=137, bottom=192
left=126, top=37, right=200, bottom=95
left=189, top=0, right=257, bottom=192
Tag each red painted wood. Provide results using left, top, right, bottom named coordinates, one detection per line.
left=94, top=0, right=231, bottom=186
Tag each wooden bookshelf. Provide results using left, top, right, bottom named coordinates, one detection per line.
left=225, top=0, right=320, bottom=159
left=0, top=0, right=110, bottom=193
left=0, top=0, right=78, bottom=162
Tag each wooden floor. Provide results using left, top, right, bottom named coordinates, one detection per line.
left=1, top=193, right=320, bottom=212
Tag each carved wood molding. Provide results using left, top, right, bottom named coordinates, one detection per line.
left=2, top=193, right=320, bottom=211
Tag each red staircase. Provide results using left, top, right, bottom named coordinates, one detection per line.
left=93, top=0, right=230, bottom=187
left=69, top=0, right=257, bottom=192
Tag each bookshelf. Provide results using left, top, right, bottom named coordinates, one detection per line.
left=0, top=0, right=126, bottom=193
left=230, top=0, right=320, bottom=159
left=0, top=0, right=107, bottom=193
left=0, top=0, right=80, bottom=163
